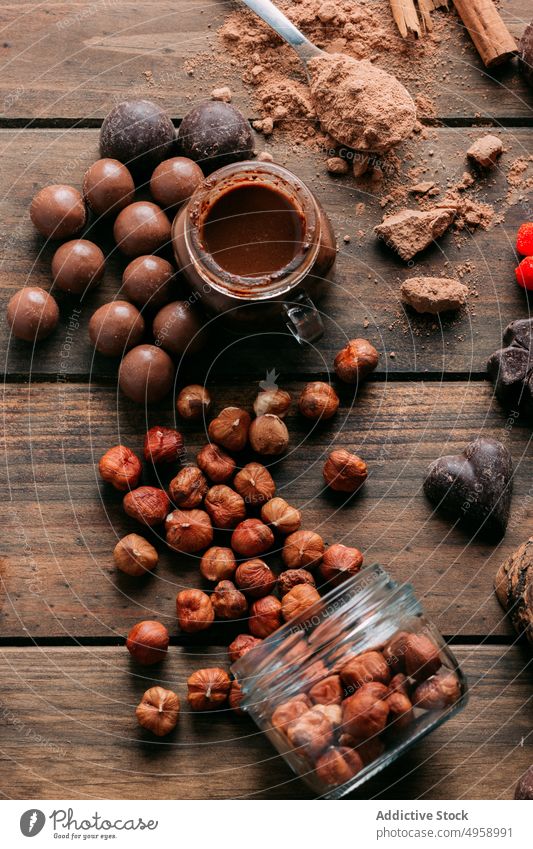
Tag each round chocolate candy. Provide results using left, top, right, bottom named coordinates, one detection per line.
left=7, top=287, right=59, bottom=342
left=82, top=158, right=135, bottom=217
left=113, top=201, right=171, bottom=257
left=89, top=300, right=145, bottom=357
left=152, top=301, right=208, bottom=356
left=51, top=239, right=105, bottom=295
left=119, top=343, right=175, bottom=404
left=122, top=255, right=176, bottom=308
left=177, top=101, right=254, bottom=172
left=30, top=185, right=87, bottom=240
left=150, top=157, right=204, bottom=208
left=100, top=100, right=175, bottom=175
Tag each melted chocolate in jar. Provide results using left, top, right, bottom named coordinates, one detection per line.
left=201, top=183, right=304, bottom=278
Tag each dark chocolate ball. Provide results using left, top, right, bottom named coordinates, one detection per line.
left=150, top=157, right=204, bottom=208
left=82, top=158, right=135, bottom=217
left=119, top=343, right=175, bottom=404
left=89, top=300, right=145, bottom=357
left=7, top=287, right=59, bottom=342
left=30, top=185, right=87, bottom=240
left=113, top=201, right=171, bottom=257
left=177, top=101, right=253, bottom=172
left=519, top=22, right=533, bottom=88
left=122, top=255, right=176, bottom=308
left=51, top=239, right=105, bottom=295
left=100, top=100, right=176, bottom=175
left=152, top=300, right=208, bottom=356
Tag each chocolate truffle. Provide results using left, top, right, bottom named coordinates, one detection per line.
left=7, top=287, right=59, bottom=342
left=82, top=158, right=135, bottom=217
left=113, top=201, right=171, bottom=257
left=100, top=100, right=175, bottom=175
left=487, top=319, right=533, bottom=419
left=51, top=239, right=105, bottom=295
left=150, top=157, right=204, bottom=208
left=122, top=255, right=176, bottom=308
left=30, top=185, right=87, bottom=240
left=152, top=300, right=208, bottom=356
left=177, top=101, right=254, bottom=172
left=89, top=300, right=145, bottom=357
left=119, top=343, right=175, bottom=404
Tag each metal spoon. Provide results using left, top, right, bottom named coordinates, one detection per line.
left=241, top=0, right=322, bottom=68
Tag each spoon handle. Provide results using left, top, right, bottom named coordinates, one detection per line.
left=240, top=0, right=321, bottom=61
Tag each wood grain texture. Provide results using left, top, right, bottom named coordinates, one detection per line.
left=0, top=1, right=531, bottom=120
left=1, top=380, right=532, bottom=639
left=1, top=128, right=532, bottom=378
left=0, top=644, right=531, bottom=799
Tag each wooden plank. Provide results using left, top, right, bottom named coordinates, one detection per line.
left=1, top=127, right=532, bottom=377
left=0, top=1, right=531, bottom=121
left=0, top=644, right=530, bottom=799
left=1, top=380, right=531, bottom=639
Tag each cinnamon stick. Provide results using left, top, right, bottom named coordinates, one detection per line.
left=418, top=0, right=448, bottom=32
left=389, top=0, right=421, bottom=39
left=452, top=0, right=518, bottom=67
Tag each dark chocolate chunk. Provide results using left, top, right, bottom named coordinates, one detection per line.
left=515, top=765, right=533, bottom=799
left=423, top=437, right=513, bottom=539
left=487, top=318, right=533, bottom=419
left=177, top=101, right=253, bottom=172
left=100, top=100, right=175, bottom=176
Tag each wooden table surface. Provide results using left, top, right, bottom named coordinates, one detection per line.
left=1, top=0, right=532, bottom=800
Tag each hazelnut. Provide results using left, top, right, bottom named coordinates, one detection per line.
left=315, top=746, right=364, bottom=787
left=412, top=672, right=461, bottom=710
left=177, top=384, right=212, bottom=420
left=341, top=682, right=390, bottom=741
left=204, top=485, right=246, bottom=529
left=231, top=519, right=274, bottom=557
left=187, top=667, right=230, bottom=710
left=383, top=631, right=441, bottom=682
left=200, top=546, right=236, bottom=582
left=323, top=449, right=368, bottom=493
left=278, top=568, right=316, bottom=596
left=234, top=462, right=275, bottom=505
left=253, top=387, right=291, bottom=418
left=309, top=674, right=343, bottom=706
left=298, top=382, right=339, bottom=420
left=136, top=686, right=180, bottom=736
left=271, top=695, right=312, bottom=733
left=281, top=583, right=321, bottom=622
left=143, top=425, right=184, bottom=465
left=387, top=690, right=414, bottom=731
left=382, top=631, right=409, bottom=674
left=235, top=559, right=276, bottom=598
left=320, top=543, right=363, bottom=586
left=176, top=588, right=214, bottom=633
left=282, top=530, right=325, bottom=568
left=98, top=445, right=142, bottom=491
left=123, top=486, right=170, bottom=527
left=113, top=533, right=158, bottom=576
left=302, top=659, right=329, bottom=689
left=169, top=466, right=208, bottom=509
left=228, top=633, right=262, bottom=663
left=249, top=595, right=282, bottom=638
left=228, top=679, right=244, bottom=714
left=389, top=673, right=411, bottom=697
left=165, top=509, right=213, bottom=553
left=334, top=338, right=379, bottom=384
left=212, top=580, right=248, bottom=619
left=126, top=620, right=169, bottom=665
left=208, top=406, right=250, bottom=452
left=340, top=651, right=391, bottom=691
left=286, top=708, right=334, bottom=759
left=312, top=702, right=342, bottom=727
left=352, top=737, right=385, bottom=766
left=249, top=414, right=289, bottom=456
left=261, top=498, right=301, bottom=535
left=197, top=443, right=236, bottom=482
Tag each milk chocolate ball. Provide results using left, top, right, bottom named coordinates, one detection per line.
left=153, top=301, right=208, bottom=356
left=82, top=158, right=135, bottom=217
left=30, top=185, right=87, bottom=240
left=100, top=100, right=175, bottom=175
left=51, top=239, right=105, bottom=295
left=177, top=101, right=253, bottom=172
left=122, top=255, right=176, bottom=308
left=113, top=201, right=171, bottom=257
left=119, top=343, right=175, bottom=403
left=89, top=300, right=145, bottom=357
left=7, top=287, right=59, bottom=342
left=150, top=157, right=204, bottom=208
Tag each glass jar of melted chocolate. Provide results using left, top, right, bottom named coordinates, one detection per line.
left=172, top=161, right=336, bottom=343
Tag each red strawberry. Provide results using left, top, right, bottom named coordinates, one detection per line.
left=516, top=223, right=533, bottom=256
left=516, top=256, right=533, bottom=291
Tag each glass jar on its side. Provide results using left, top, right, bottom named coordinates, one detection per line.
left=232, top=565, right=468, bottom=798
